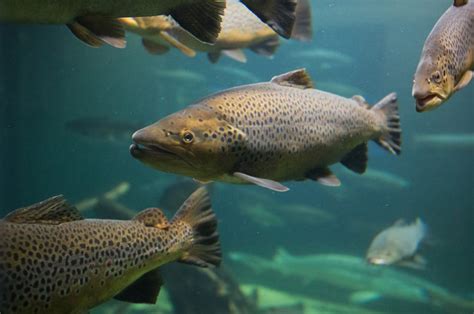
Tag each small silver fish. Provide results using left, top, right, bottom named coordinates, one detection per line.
left=367, top=218, right=427, bottom=268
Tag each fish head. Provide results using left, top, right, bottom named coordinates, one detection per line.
left=412, top=54, right=454, bottom=112
left=130, top=105, right=244, bottom=180
left=366, top=247, right=400, bottom=265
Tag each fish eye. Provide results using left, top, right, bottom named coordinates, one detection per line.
left=182, top=131, right=194, bottom=144
left=431, top=71, right=442, bottom=84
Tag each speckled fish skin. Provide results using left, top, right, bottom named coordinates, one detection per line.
left=131, top=69, right=401, bottom=190
left=413, top=0, right=474, bottom=112
left=0, top=188, right=220, bottom=314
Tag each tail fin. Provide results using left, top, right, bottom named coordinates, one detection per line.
left=172, top=187, right=221, bottom=267
left=169, top=0, right=225, bottom=44
left=240, top=0, right=297, bottom=39
left=371, top=92, right=402, bottom=155
left=290, top=0, right=312, bottom=41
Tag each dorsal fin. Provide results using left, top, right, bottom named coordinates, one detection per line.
left=270, top=69, right=314, bottom=89
left=453, top=0, right=468, bottom=7
left=133, top=207, right=170, bottom=230
left=4, top=195, right=83, bottom=224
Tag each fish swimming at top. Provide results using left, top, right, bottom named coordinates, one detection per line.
left=120, top=0, right=311, bottom=63
left=412, top=0, right=474, bottom=112
left=0, top=187, right=221, bottom=314
left=130, top=69, right=402, bottom=192
left=0, top=0, right=230, bottom=48
left=366, top=218, right=427, bottom=269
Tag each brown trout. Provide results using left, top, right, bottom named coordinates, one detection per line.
left=130, top=69, right=402, bottom=192
left=120, top=0, right=311, bottom=63
left=0, top=0, right=227, bottom=48
left=0, top=187, right=220, bottom=314
left=413, top=0, right=474, bottom=112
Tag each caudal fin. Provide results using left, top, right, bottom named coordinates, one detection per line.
left=240, top=0, right=297, bottom=39
left=172, top=187, right=221, bottom=267
left=169, top=0, right=226, bottom=44
left=371, top=92, right=402, bottom=155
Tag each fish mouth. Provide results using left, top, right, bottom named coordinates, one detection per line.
left=415, top=93, right=445, bottom=112
left=129, top=143, right=179, bottom=159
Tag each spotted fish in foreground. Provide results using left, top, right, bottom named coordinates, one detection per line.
left=120, top=0, right=311, bottom=63
left=0, top=187, right=220, bottom=314
left=412, top=0, right=474, bottom=112
left=367, top=218, right=427, bottom=269
left=0, top=0, right=226, bottom=48
left=130, top=69, right=402, bottom=192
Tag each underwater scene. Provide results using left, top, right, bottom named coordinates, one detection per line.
left=0, top=0, right=473, bottom=313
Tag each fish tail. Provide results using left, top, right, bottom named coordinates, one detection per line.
left=371, top=92, right=402, bottom=155
left=172, top=187, right=221, bottom=267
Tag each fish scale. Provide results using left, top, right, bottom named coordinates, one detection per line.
left=0, top=188, right=221, bottom=314
left=202, top=84, right=382, bottom=177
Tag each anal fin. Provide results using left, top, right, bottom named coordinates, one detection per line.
left=114, top=268, right=163, bottom=304
left=340, top=143, right=368, bottom=174
left=306, top=167, right=341, bottom=187
left=68, top=17, right=126, bottom=48
left=233, top=172, right=289, bottom=192
left=222, top=49, right=247, bottom=63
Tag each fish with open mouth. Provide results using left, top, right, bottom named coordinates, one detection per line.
left=412, top=0, right=473, bottom=112
left=130, top=69, right=401, bottom=192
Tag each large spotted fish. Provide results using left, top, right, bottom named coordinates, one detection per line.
left=130, top=69, right=402, bottom=192
left=0, top=187, right=220, bottom=314
left=0, top=0, right=227, bottom=48
left=119, top=0, right=311, bottom=63
left=412, top=0, right=474, bottom=112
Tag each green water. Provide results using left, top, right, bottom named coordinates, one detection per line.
left=0, top=1, right=472, bottom=313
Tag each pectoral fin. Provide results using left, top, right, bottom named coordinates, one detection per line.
left=233, top=172, right=289, bottom=192
left=454, top=70, right=473, bottom=91
left=67, top=17, right=126, bottom=48
left=114, top=268, right=163, bottom=304
left=159, top=31, right=196, bottom=57
left=306, top=167, right=341, bottom=187
left=398, top=254, right=427, bottom=270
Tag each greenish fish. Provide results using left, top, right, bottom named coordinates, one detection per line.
left=0, top=0, right=227, bottom=48
left=413, top=0, right=474, bottom=112
left=367, top=218, right=427, bottom=269
left=130, top=69, right=402, bottom=192
left=0, top=187, right=220, bottom=314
